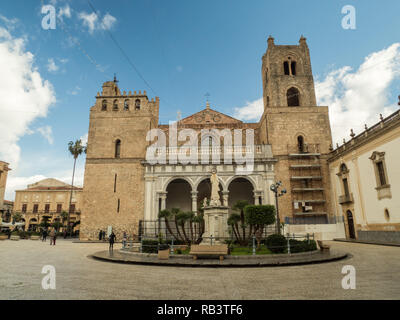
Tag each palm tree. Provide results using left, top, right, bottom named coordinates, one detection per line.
left=232, top=200, right=250, bottom=245
left=159, top=209, right=176, bottom=240
left=67, top=139, right=86, bottom=236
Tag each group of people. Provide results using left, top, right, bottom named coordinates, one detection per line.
left=41, top=228, right=57, bottom=245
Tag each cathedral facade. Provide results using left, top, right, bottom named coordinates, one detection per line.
left=80, top=36, right=336, bottom=240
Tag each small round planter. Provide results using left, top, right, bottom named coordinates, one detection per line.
left=0, top=235, right=8, bottom=240
left=10, top=235, right=20, bottom=241
left=30, top=235, right=40, bottom=240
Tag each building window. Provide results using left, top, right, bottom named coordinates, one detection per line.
left=113, top=100, right=118, bottom=111
left=369, top=151, right=391, bottom=200
left=114, top=174, right=117, bottom=193
left=291, top=61, right=297, bottom=75
left=102, top=100, right=107, bottom=111
left=124, top=99, right=129, bottom=111
left=115, top=139, right=121, bottom=158
left=267, top=96, right=270, bottom=106
left=56, top=204, right=62, bottom=213
left=287, top=87, right=300, bottom=106
left=283, top=61, right=290, bottom=75
left=69, top=204, right=75, bottom=214
left=376, top=161, right=387, bottom=186
left=135, top=99, right=141, bottom=110
left=297, top=135, right=305, bottom=153
left=117, top=199, right=120, bottom=213
left=22, top=204, right=27, bottom=213
left=33, top=204, right=38, bottom=213
left=384, top=209, right=390, bottom=222
left=45, top=204, right=50, bottom=213
left=342, top=178, right=350, bottom=197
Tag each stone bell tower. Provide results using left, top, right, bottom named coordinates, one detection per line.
left=80, top=77, right=160, bottom=240
left=259, top=36, right=334, bottom=227
left=262, top=35, right=317, bottom=109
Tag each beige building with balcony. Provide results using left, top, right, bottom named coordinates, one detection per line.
left=80, top=36, right=340, bottom=240
left=328, top=109, right=400, bottom=243
left=14, top=178, right=82, bottom=231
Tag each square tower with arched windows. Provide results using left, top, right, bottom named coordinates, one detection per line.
left=259, top=36, right=334, bottom=225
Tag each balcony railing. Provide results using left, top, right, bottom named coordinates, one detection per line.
left=338, top=193, right=353, bottom=204
left=149, top=144, right=274, bottom=161
left=287, top=143, right=321, bottom=156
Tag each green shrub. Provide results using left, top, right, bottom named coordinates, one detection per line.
left=288, top=239, right=317, bottom=253
left=141, top=239, right=159, bottom=253
left=266, top=234, right=286, bottom=253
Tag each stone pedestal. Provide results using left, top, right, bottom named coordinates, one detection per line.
left=201, top=206, right=229, bottom=245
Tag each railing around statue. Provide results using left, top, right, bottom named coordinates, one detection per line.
left=123, top=232, right=317, bottom=256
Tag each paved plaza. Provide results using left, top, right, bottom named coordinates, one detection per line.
left=0, top=239, right=399, bottom=300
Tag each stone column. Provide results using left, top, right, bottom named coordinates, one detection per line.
left=191, top=191, right=198, bottom=214
left=160, top=192, right=167, bottom=211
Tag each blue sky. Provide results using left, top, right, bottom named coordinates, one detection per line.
left=0, top=0, right=399, bottom=200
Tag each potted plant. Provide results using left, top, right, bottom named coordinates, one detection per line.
left=30, top=232, right=41, bottom=240
left=0, top=231, right=8, bottom=240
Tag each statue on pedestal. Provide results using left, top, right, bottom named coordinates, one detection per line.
left=210, top=168, right=221, bottom=206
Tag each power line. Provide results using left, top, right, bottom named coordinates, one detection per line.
left=86, top=0, right=158, bottom=97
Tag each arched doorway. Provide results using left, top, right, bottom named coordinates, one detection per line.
left=346, top=210, right=356, bottom=239
left=28, top=218, right=38, bottom=232
left=166, top=179, right=192, bottom=212
left=197, top=178, right=223, bottom=209
left=228, top=178, right=254, bottom=213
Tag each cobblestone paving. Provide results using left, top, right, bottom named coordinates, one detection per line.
left=0, top=239, right=399, bottom=299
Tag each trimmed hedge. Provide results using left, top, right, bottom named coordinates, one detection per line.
left=265, top=234, right=286, bottom=253
left=288, top=239, right=317, bottom=253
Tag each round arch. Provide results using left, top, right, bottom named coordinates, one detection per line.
left=227, top=177, right=255, bottom=212
left=165, top=178, right=192, bottom=212
left=163, top=176, right=195, bottom=193
left=226, top=175, right=257, bottom=191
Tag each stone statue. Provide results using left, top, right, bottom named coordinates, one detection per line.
left=210, top=168, right=221, bottom=206
left=203, top=197, right=208, bottom=207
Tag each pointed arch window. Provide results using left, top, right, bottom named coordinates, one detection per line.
left=113, top=100, right=118, bottom=111
left=283, top=61, right=290, bottom=75
left=135, top=99, right=141, bottom=110
left=115, top=139, right=121, bottom=158
left=287, top=87, right=300, bottom=106
left=102, top=100, right=107, bottom=111
left=124, top=99, right=129, bottom=111
left=297, top=135, right=305, bottom=153
left=291, top=61, right=297, bottom=75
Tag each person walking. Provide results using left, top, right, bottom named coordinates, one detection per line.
left=109, top=232, right=116, bottom=251
left=102, top=230, right=106, bottom=241
left=98, top=230, right=102, bottom=241
left=49, top=229, right=55, bottom=245
left=42, top=229, right=48, bottom=242
left=53, top=229, right=57, bottom=245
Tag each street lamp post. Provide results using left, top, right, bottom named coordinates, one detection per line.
left=270, top=181, right=287, bottom=235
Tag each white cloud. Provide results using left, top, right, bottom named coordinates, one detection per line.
left=316, top=43, right=400, bottom=145
left=80, top=133, right=88, bottom=146
left=37, top=126, right=54, bottom=145
left=233, top=98, right=264, bottom=121
left=0, top=15, right=18, bottom=30
left=58, top=4, right=71, bottom=20
left=101, top=13, right=117, bottom=30
left=47, top=58, right=59, bottom=72
left=68, top=85, right=81, bottom=95
left=0, top=24, right=56, bottom=168
left=78, top=11, right=117, bottom=34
